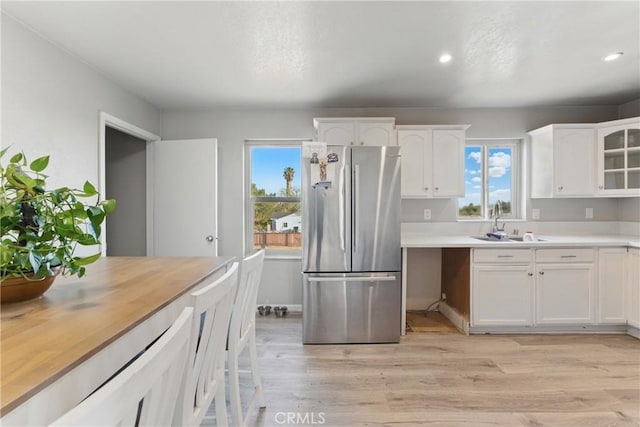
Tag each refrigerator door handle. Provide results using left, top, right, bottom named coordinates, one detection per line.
left=353, top=164, right=360, bottom=253
left=308, top=276, right=397, bottom=282
left=343, top=164, right=349, bottom=252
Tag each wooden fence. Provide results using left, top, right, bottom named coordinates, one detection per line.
left=253, top=232, right=302, bottom=248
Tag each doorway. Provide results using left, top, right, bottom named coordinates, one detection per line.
left=105, top=127, right=147, bottom=256
left=98, top=111, right=160, bottom=256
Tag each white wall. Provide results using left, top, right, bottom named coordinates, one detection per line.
left=1, top=13, right=161, bottom=193
left=619, top=98, right=640, bottom=119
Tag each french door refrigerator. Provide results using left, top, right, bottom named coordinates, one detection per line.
left=302, top=144, right=401, bottom=344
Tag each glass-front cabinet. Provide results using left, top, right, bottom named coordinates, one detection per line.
left=597, top=118, right=640, bottom=196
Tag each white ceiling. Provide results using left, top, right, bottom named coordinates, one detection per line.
left=2, top=1, right=639, bottom=110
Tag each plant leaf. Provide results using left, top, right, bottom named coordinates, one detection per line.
left=9, top=152, right=23, bottom=163
left=73, top=252, right=101, bottom=266
left=100, top=199, right=116, bottom=215
left=29, top=155, right=50, bottom=172
left=83, top=181, right=98, bottom=196
left=28, top=250, right=43, bottom=274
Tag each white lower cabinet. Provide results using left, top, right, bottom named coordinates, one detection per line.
left=472, top=264, right=534, bottom=326
left=471, top=247, right=599, bottom=329
left=535, top=263, right=594, bottom=324
left=597, top=247, right=626, bottom=324
left=627, top=248, right=640, bottom=329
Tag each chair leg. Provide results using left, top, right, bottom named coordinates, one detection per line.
left=228, top=349, right=243, bottom=427
left=215, top=368, right=228, bottom=427
left=248, top=330, right=266, bottom=408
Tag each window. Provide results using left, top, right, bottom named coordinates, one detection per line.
left=245, top=141, right=303, bottom=257
left=458, top=139, right=521, bottom=220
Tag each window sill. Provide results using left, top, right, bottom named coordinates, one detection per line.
left=264, top=255, right=302, bottom=261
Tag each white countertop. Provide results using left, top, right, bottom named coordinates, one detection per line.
left=401, top=233, right=640, bottom=249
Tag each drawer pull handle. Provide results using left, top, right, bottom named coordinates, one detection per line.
left=560, top=255, right=577, bottom=258
left=539, top=271, right=545, bottom=275
left=497, top=255, right=513, bottom=258
left=527, top=272, right=533, bottom=276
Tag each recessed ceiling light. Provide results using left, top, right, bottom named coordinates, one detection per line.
left=604, top=52, right=623, bottom=62
left=439, top=53, right=452, bottom=64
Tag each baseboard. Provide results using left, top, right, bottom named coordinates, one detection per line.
left=627, top=325, right=640, bottom=339
left=439, top=301, right=470, bottom=335
left=470, top=324, right=629, bottom=335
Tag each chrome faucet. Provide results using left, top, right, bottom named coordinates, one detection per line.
left=491, top=200, right=505, bottom=233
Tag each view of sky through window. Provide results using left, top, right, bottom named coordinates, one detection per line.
left=251, top=147, right=301, bottom=195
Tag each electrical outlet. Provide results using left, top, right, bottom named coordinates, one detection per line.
left=441, top=292, right=447, bottom=301
left=532, top=208, right=540, bottom=220
left=423, top=209, right=431, bottom=220
left=586, top=207, right=593, bottom=219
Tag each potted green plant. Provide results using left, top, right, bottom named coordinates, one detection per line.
left=0, top=147, right=115, bottom=303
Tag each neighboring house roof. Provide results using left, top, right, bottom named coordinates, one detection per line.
left=270, top=212, right=300, bottom=220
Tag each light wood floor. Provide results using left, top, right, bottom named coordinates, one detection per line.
left=210, top=313, right=640, bottom=427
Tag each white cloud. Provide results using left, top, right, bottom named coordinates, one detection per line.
left=469, top=170, right=479, bottom=175
left=488, top=151, right=511, bottom=178
left=468, top=152, right=482, bottom=164
left=471, top=176, right=481, bottom=183
left=473, top=185, right=481, bottom=189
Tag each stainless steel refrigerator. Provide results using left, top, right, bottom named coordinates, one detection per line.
left=302, top=144, right=401, bottom=344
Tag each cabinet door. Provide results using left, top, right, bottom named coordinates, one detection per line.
left=431, top=130, right=465, bottom=197
left=597, top=122, right=640, bottom=195
left=398, top=130, right=431, bottom=197
left=358, top=122, right=396, bottom=146
left=597, top=248, right=626, bottom=324
left=554, top=128, right=595, bottom=196
left=317, top=122, right=356, bottom=146
left=536, top=263, right=594, bottom=324
left=472, top=265, right=533, bottom=326
left=627, top=248, right=640, bottom=328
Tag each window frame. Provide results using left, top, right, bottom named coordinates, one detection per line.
left=458, top=138, right=524, bottom=221
left=243, top=139, right=309, bottom=258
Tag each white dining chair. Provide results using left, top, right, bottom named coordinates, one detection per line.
left=49, top=306, right=194, bottom=427
left=227, top=249, right=266, bottom=427
left=174, top=262, right=239, bottom=427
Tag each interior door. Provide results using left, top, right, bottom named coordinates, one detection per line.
left=153, top=139, right=218, bottom=256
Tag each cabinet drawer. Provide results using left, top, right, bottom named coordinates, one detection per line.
left=473, top=249, right=531, bottom=263
left=535, top=248, right=594, bottom=263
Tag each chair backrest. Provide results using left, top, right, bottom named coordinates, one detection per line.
left=50, top=307, right=194, bottom=427
left=229, top=250, right=265, bottom=347
left=175, top=262, right=239, bottom=427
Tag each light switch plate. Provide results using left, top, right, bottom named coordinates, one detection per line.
left=586, top=207, right=593, bottom=219
left=532, top=208, right=540, bottom=220
left=423, top=209, right=431, bottom=221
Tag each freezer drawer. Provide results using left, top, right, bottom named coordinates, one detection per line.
left=303, top=273, right=401, bottom=344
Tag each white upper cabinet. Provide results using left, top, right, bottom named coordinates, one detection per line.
left=314, top=118, right=396, bottom=146
left=596, top=117, right=640, bottom=196
left=397, top=125, right=468, bottom=198
left=529, top=124, right=596, bottom=198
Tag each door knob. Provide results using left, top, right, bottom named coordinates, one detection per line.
left=205, top=235, right=215, bottom=242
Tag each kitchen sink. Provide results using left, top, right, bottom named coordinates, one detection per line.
left=471, top=236, right=547, bottom=242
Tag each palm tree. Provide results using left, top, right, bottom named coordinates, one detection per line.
left=283, top=167, right=295, bottom=196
